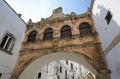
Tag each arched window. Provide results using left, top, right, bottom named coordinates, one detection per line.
left=79, top=22, right=92, bottom=36
left=27, top=30, right=37, bottom=42
left=61, top=25, right=72, bottom=38
left=43, top=28, right=53, bottom=40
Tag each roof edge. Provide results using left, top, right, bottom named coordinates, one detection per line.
left=3, top=0, right=26, bottom=24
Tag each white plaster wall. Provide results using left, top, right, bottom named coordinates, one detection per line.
left=58, top=60, right=80, bottom=79
left=68, top=61, right=80, bottom=79
left=0, top=0, right=26, bottom=79
left=39, top=60, right=83, bottom=79
left=38, top=65, right=48, bottom=79
left=39, top=60, right=94, bottom=79
left=93, top=0, right=120, bottom=25
left=106, top=42, right=120, bottom=79
left=47, top=62, right=57, bottom=79
left=92, top=0, right=120, bottom=50
left=92, top=0, right=120, bottom=79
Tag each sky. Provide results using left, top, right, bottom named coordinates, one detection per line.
left=5, top=0, right=91, bottom=23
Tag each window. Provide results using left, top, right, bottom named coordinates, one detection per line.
left=71, top=63, right=73, bottom=70
left=0, top=33, right=15, bottom=52
left=43, top=28, right=53, bottom=40
left=61, top=25, right=72, bottom=38
left=72, top=74, right=75, bottom=79
left=66, top=60, right=68, bottom=65
left=38, top=72, right=41, bottom=79
left=60, top=66, right=62, bottom=73
left=105, top=11, right=112, bottom=24
left=0, top=73, right=2, bottom=78
left=79, top=22, right=92, bottom=36
left=27, top=30, right=37, bottom=42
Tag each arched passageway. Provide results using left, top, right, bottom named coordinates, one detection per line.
left=19, top=52, right=97, bottom=79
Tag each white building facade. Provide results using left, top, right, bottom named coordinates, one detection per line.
left=0, top=0, right=26, bottom=79
left=92, top=0, right=120, bottom=79
left=37, top=60, right=95, bottom=79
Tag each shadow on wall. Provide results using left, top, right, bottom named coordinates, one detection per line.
left=93, top=4, right=120, bottom=79
left=93, top=4, right=120, bottom=51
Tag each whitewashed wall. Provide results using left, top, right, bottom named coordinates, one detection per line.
left=92, top=0, right=120, bottom=79
left=47, top=62, right=57, bottom=79
left=92, top=0, right=120, bottom=50
left=38, top=60, right=93, bottom=79
left=57, top=60, right=80, bottom=79
left=42, top=60, right=81, bottom=79
left=106, top=42, right=120, bottom=79
left=39, top=65, right=48, bottom=79
left=0, top=0, right=26, bottom=79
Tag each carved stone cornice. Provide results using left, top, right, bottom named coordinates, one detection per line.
left=26, top=12, right=93, bottom=29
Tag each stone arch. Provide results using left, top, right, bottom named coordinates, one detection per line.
left=79, top=22, right=91, bottom=27
left=19, top=52, right=98, bottom=79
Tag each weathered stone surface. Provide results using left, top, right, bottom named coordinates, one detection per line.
left=10, top=8, right=110, bottom=79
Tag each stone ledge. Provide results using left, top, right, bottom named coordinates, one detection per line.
left=0, top=47, right=13, bottom=55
